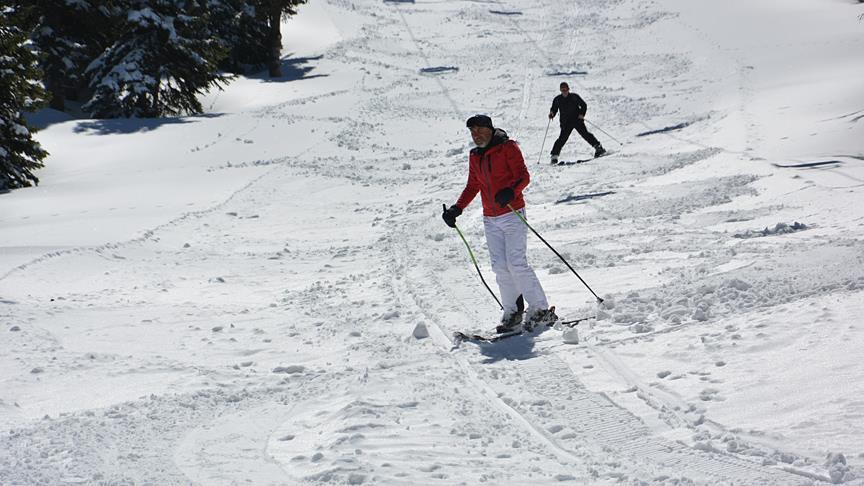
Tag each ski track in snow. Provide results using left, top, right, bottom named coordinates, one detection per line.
left=2, top=0, right=864, bottom=484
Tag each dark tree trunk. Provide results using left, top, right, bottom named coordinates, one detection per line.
left=267, top=6, right=282, bottom=77
left=43, top=8, right=65, bottom=111
left=47, top=82, right=65, bottom=111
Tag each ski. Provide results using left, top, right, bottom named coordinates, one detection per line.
left=555, top=159, right=589, bottom=166
left=453, top=308, right=595, bottom=345
left=559, top=315, right=595, bottom=328
left=555, top=151, right=613, bottom=166
left=453, top=328, right=524, bottom=343
left=453, top=316, right=596, bottom=346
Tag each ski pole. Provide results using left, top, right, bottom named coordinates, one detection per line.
left=536, top=117, right=552, bottom=165
left=585, top=119, right=624, bottom=146
left=447, top=206, right=503, bottom=310
left=506, top=204, right=604, bottom=304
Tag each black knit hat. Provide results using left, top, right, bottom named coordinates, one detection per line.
left=466, top=114, right=494, bottom=129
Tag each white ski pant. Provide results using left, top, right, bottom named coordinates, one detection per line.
left=483, top=208, right=548, bottom=316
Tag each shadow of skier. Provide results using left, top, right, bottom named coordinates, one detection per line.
left=476, top=329, right=551, bottom=363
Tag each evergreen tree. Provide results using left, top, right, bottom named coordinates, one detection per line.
left=206, top=0, right=268, bottom=74
left=83, top=0, right=229, bottom=118
left=26, top=0, right=113, bottom=111
left=255, top=0, right=307, bottom=77
left=0, top=11, right=49, bottom=190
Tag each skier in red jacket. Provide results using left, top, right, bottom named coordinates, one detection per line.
left=442, top=115, right=556, bottom=332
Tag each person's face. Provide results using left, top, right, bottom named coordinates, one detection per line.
left=469, top=126, right=493, bottom=147
left=560, top=85, right=570, bottom=97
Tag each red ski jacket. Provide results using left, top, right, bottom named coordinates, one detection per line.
left=455, top=130, right=530, bottom=217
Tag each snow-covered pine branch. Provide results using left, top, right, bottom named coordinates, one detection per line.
left=83, top=0, right=229, bottom=118
left=0, top=18, right=48, bottom=190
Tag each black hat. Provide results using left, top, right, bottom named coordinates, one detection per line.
left=466, top=114, right=494, bottom=129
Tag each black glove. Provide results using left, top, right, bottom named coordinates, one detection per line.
left=442, top=204, right=462, bottom=228
left=494, top=187, right=514, bottom=207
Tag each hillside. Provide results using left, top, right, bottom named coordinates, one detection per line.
left=2, top=0, right=863, bottom=484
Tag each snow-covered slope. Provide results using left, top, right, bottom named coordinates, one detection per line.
left=2, top=0, right=863, bottom=484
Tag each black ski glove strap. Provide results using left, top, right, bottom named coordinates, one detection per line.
left=494, top=187, right=514, bottom=207
left=442, top=204, right=462, bottom=228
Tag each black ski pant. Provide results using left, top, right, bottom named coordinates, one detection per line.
left=550, top=118, right=600, bottom=156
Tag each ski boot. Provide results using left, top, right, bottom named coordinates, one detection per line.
left=496, top=310, right=524, bottom=334
left=523, top=307, right=558, bottom=332
left=593, top=144, right=606, bottom=158
left=550, top=154, right=559, bottom=165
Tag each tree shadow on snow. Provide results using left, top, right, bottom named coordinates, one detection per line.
left=250, top=54, right=328, bottom=83
left=72, top=113, right=224, bottom=135
left=25, top=108, right=75, bottom=131
left=28, top=55, right=325, bottom=131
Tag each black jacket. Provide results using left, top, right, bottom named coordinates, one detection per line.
left=550, top=93, right=587, bottom=126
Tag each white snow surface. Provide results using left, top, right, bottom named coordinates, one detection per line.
left=2, top=0, right=864, bottom=484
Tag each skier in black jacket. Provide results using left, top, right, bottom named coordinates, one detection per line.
left=548, top=82, right=605, bottom=164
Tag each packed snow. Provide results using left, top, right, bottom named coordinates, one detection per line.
left=2, top=0, right=863, bottom=484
